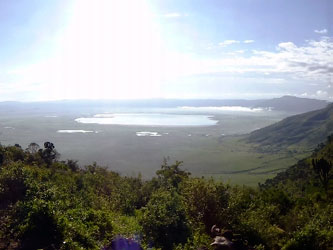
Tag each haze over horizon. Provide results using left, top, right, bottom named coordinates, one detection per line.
left=0, top=0, right=332, bottom=102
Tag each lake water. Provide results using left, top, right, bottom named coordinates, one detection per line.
left=75, top=113, right=218, bottom=126
left=57, top=130, right=95, bottom=133
left=136, top=131, right=162, bottom=136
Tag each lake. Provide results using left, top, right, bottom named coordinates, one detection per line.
left=75, top=113, right=218, bottom=126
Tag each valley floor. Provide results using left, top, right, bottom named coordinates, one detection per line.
left=0, top=109, right=310, bottom=185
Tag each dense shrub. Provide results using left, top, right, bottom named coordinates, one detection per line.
left=181, top=178, right=229, bottom=232
left=139, top=188, right=190, bottom=249
left=0, top=140, right=332, bottom=249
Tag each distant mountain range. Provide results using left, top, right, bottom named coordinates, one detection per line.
left=253, top=95, right=328, bottom=113
left=247, top=102, right=333, bottom=149
left=0, top=96, right=329, bottom=115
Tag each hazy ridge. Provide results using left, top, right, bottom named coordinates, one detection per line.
left=247, top=102, right=333, bottom=149
left=0, top=96, right=328, bottom=115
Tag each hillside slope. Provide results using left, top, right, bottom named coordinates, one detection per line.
left=262, top=135, right=333, bottom=191
left=247, top=103, right=333, bottom=149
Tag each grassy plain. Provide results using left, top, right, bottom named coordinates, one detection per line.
left=0, top=110, right=311, bottom=186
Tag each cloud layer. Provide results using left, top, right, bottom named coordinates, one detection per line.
left=314, top=29, right=328, bottom=34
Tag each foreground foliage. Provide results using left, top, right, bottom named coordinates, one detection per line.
left=0, top=139, right=332, bottom=249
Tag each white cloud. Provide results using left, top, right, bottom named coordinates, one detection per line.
left=226, top=50, right=246, bottom=56
left=167, top=37, right=333, bottom=99
left=202, top=37, right=331, bottom=79
left=316, top=90, right=328, bottom=97
left=243, top=40, right=255, bottom=43
left=179, top=106, right=264, bottom=112
left=277, top=42, right=297, bottom=50
left=299, top=90, right=329, bottom=100
left=248, top=37, right=333, bottom=81
left=314, top=29, right=328, bottom=34
left=8, top=36, right=332, bottom=100
left=218, top=40, right=240, bottom=47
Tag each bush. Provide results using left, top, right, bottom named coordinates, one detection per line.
left=181, top=178, right=229, bottom=232
left=139, top=189, right=190, bottom=250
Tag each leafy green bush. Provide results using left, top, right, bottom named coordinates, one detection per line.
left=181, top=178, right=229, bottom=232
left=139, top=188, right=190, bottom=249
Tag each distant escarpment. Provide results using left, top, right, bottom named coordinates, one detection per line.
left=254, top=95, right=328, bottom=113
left=247, top=103, right=333, bottom=150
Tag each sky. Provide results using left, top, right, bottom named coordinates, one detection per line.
left=0, top=0, right=332, bottom=101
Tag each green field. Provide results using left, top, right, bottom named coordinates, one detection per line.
left=0, top=110, right=311, bottom=186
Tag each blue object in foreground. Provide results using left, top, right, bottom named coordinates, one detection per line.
left=103, top=237, right=143, bottom=250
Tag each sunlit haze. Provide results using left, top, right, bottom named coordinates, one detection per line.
left=0, top=0, right=332, bottom=101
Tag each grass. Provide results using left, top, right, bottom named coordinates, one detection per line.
left=0, top=110, right=311, bottom=186
left=177, top=135, right=310, bottom=186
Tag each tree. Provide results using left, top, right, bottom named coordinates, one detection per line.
left=39, top=142, right=59, bottom=166
left=156, top=159, right=190, bottom=189
left=312, top=158, right=332, bottom=192
left=5, top=146, right=25, bottom=162
left=65, top=159, right=79, bottom=172
left=0, top=147, right=4, bottom=166
left=26, top=143, right=40, bottom=154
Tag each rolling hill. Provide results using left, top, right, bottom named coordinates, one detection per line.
left=262, top=134, right=333, bottom=191
left=247, top=102, right=333, bottom=149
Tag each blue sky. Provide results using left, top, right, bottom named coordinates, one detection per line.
left=0, top=0, right=332, bottom=101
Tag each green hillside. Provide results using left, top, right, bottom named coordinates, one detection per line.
left=262, top=135, right=333, bottom=189
left=247, top=103, right=333, bottom=150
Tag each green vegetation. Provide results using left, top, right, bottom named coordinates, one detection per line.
left=0, top=137, right=332, bottom=249
left=247, top=103, right=333, bottom=150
